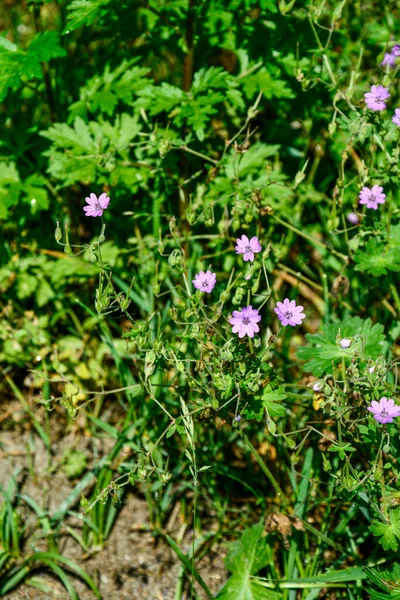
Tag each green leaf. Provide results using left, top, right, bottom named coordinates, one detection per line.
left=366, top=562, right=400, bottom=599
left=0, top=37, right=22, bottom=101
left=0, top=32, right=65, bottom=100
left=297, top=314, right=385, bottom=377
left=370, top=508, right=400, bottom=552
left=261, top=385, right=287, bottom=418
left=137, top=83, right=186, bottom=115
left=62, top=450, right=87, bottom=479
left=40, top=115, right=141, bottom=186
left=23, top=32, right=66, bottom=79
left=41, top=117, right=97, bottom=152
left=36, top=278, right=55, bottom=307
left=242, top=67, right=295, bottom=100
left=354, top=238, right=400, bottom=276
left=65, top=0, right=113, bottom=31
left=22, top=174, right=50, bottom=211
left=216, top=523, right=281, bottom=599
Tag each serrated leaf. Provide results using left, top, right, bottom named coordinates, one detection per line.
left=216, top=523, right=281, bottom=599
left=41, top=117, right=97, bottom=152
left=242, top=67, right=295, bottom=100
left=366, top=563, right=400, bottom=599
left=370, top=508, right=400, bottom=552
left=354, top=238, right=400, bottom=276
left=22, top=174, right=50, bottom=211
left=23, top=32, right=66, bottom=78
left=0, top=161, right=21, bottom=219
left=0, top=32, right=65, bottom=99
left=62, top=450, right=87, bottom=479
left=65, top=0, right=113, bottom=31
left=297, top=315, right=385, bottom=377
left=261, top=385, right=287, bottom=418
left=137, top=83, right=185, bottom=114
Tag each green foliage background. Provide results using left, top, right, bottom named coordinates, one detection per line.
left=2, top=0, right=400, bottom=597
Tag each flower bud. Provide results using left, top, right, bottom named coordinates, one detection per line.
left=159, top=139, right=170, bottom=158
left=89, top=245, right=97, bottom=263
left=186, top=211, right=196, bottom=225
left=55, top=222, right=62, bottom=242
left=219, top=290, right=230, bottom=302
left=120, top=295, right=130, bottom=311
left=98, top=224, right=106, bottom=244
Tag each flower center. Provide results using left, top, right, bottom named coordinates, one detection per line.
left=95, top=201, right=101, bottom=210
left=202, top=279, right=209, bottom=287
left=242, top=317, right=250, bottom=325
left=245, top=245, right=252, bottom=253
left=369, top=194, right=376, bottom=202
left=284, top=311, right=293, bottom=319
left=380, top=409, right=388, bottom=417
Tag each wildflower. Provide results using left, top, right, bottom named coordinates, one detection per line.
left=235, top=235, right=262, bottom=262
left=229, top=305, right=261, bottom=338
left=364, top=85, right=390, bottom=111
left=339, top=338, right=351, bottom=348
left=367, top=397, right=400, bottom=424
left=234, top=415, right=242, bottom=422
left=192, top=270, right=216, bottom=293
left=381, top=53, right=396, bottom=68
left=313, top=381, right=324, bottom=392
left=368, top=366, right=375, bottom=374
left=83, top=192, right=110, bottom=217
left=274, top=298, right=305, bottom=327
left=392, top=108, right=400, bottom=126
left=359, top=185, right=386, bottom=210
left=346, top=212, right=359, bottom=225
left=392, top=44, right=400, bottom=57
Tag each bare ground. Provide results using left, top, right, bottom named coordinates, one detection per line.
left=0, top=402, right=227, bottom=599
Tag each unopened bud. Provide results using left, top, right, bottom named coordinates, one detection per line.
left=55, top=222, right=62, bottom=242
left=186, top=211, right=196, bottom=225
left=98, top=223, right=106, bottom=244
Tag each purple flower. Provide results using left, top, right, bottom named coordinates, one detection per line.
left=83, top=192, right=110, bottom=217
left=364, top=85, right=390, bottom=111
left=359, top=185, right=386, bottom=210
left=346, top=212, right=359, bottom=225
left=192, top=270, right=216, bottom=293
left=392, top=44, right=400, bottom=57
left=367, top=397, right=400, bottom=424
left=392, top=108, right=400, bottom=126
left=313, top=381, right=324, bottom=392
left=339, top=338, right=352, bottom=349
left=381, top=53, right=396, bottom=68
left=274, top=298, right=305, bottom=327
left=229, top=305, right=261, bottom=338
left=235, top=235, right=262, bottom=262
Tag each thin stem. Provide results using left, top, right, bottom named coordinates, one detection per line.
left=241, top=432, right=288, bottom=504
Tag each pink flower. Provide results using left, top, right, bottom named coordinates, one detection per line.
left=229, top=305, right=261, bottom=338
left=83, top=192, right=110, bottom=217
left=367, top=397, right=400, bottom=424
left=364, top=85, right=390, bottom=111
left=393, top=108, right=400, bottom=126
left=347, top=212, right=359, bottom=225
left=381, top=53, right=396, bottom=68
left=359, top=185, right=386, bottom=210
left=192, top=270, right=216, bottom=293
left=274, top=298, right=305, bottom=327
left=339, top=338, right=352, bottom=349
left=235, top=235, right=262, bottom=262
left=392, top=45, right=400, bottom=57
